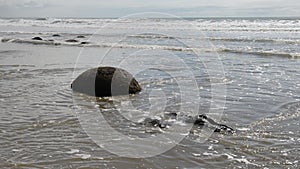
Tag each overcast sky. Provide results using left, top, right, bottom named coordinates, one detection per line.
left=0, top=0, right=299, bottom=18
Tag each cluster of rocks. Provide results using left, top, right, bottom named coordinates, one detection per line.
left=31, top=34, right=90, bottom=45
left=141, top=113, right=234, bottom=133
left=71, top=66, right=234, bottom=133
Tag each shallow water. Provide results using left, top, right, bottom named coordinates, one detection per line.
left=0, top=18, right=300, bottom=168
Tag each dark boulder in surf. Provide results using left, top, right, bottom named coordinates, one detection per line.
left=65, top=39, right=78, bottom=43
left=71, top=67, right=142, bottom=97
left=52, top=34, right=61, bottom=37
left=32, top=37, right=43, bottom=40
left=76, top=35, right=85, bottom=38
left=80, top=41, right=90, bottom=45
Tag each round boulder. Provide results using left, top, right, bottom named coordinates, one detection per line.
left=32, top=37, right=43, bottom=40
left=65, top=39, right=78, bottom=43
left=71, top=67, right=142, bottom=97
left=52, top=34, right=61, bottom=37
left=76, top=35, right=85, bottom=38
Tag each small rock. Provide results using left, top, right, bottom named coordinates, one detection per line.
left=1, top=38, right=10, bottom=43
left=52, top=34, right=61, bottom=37
left=80, top=41, right=90, bottom=45
left=65, top=39, right=78, bottom=43
left=32, top=37, right=43, bottom=40
left=36, top=18, right=47, bottom=21
left=76, top=35, right=85, bottom=38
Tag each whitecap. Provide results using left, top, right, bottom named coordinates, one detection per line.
left=12, top=149, right=22, bottom=152
left=238, top=127, right=250, bottom=131
left=202, top=152, right=214, bottom=156
left=66, top=149, right=80, bottom=154
left=192, top=153, right=202, bottom=157
left=75, top=154, right=91, bottom=159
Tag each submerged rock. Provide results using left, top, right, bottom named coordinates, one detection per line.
left=141, top=113, right=235, bottom=133
left=32, top=37, right=43, bottom=40
left=72, top=67, right=142, bottom=97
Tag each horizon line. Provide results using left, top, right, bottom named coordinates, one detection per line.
left=1, top=16, right=300, bottom=19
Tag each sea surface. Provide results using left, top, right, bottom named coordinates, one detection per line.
left=0, top=17, right=300, bottom=168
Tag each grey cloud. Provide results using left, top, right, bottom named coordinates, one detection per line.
left=0, top=0, right=299, bottom=17
left=22, top=0, right=47, bottom=8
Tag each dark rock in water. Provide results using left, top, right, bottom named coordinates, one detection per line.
left=164, top=112, right=177, bottom=119
left=194, top=118, right=205, bottom=126
left=36, top=18, right=47, bottom=21
left=65, top=39, right=78, bottom=43
left=76, top=35, right=85, bottom=38
left=72, top=66, right=142, bottom=97
left=52, top=34, right=61, bottom=37
left=144, top=118, right=161, bottom=127
left=32, top=37, right=43, bottom=40
left=140, top=113, right=234, bottom=133
left=1, top=38, right=10, bottom=43
left=80, top=41, right=90, bottom=45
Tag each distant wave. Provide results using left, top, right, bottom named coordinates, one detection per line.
left=218, top=48, right=300, bottom=59
left=1, top=38, right=62, bottom=46
left=0, top=37, right=194, bottom=51
left=1, top=37, right=299, bottom=59
left=129, top=34, right=175, bottom=39
left=209, top=37, right=300, bottom=45
left=0, top=18, right=299, bottom=32
left=199, top=28, right=300, bottom=32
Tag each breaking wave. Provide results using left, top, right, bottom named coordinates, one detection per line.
left=2, top=37, right=300, bottom=59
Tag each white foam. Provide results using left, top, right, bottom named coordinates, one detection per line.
left=202, top=152, right=214, bottom=156
left=234, top=158, right=259, bottom=166
left=12, top=149, right=22, bottom=152
left=192, top=153, right=202, bottom=157
left=66, top=149, right=80, bottom=154
left=223, top=153, right=259, bottom=166
left=238, top=127, right=250, bottom=131
left=75, top=154, right=91, bottom=159
left=0, top=18, right=299, bottom=32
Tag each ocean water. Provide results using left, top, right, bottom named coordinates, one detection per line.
left=0, top=17, right=300, bottom=168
